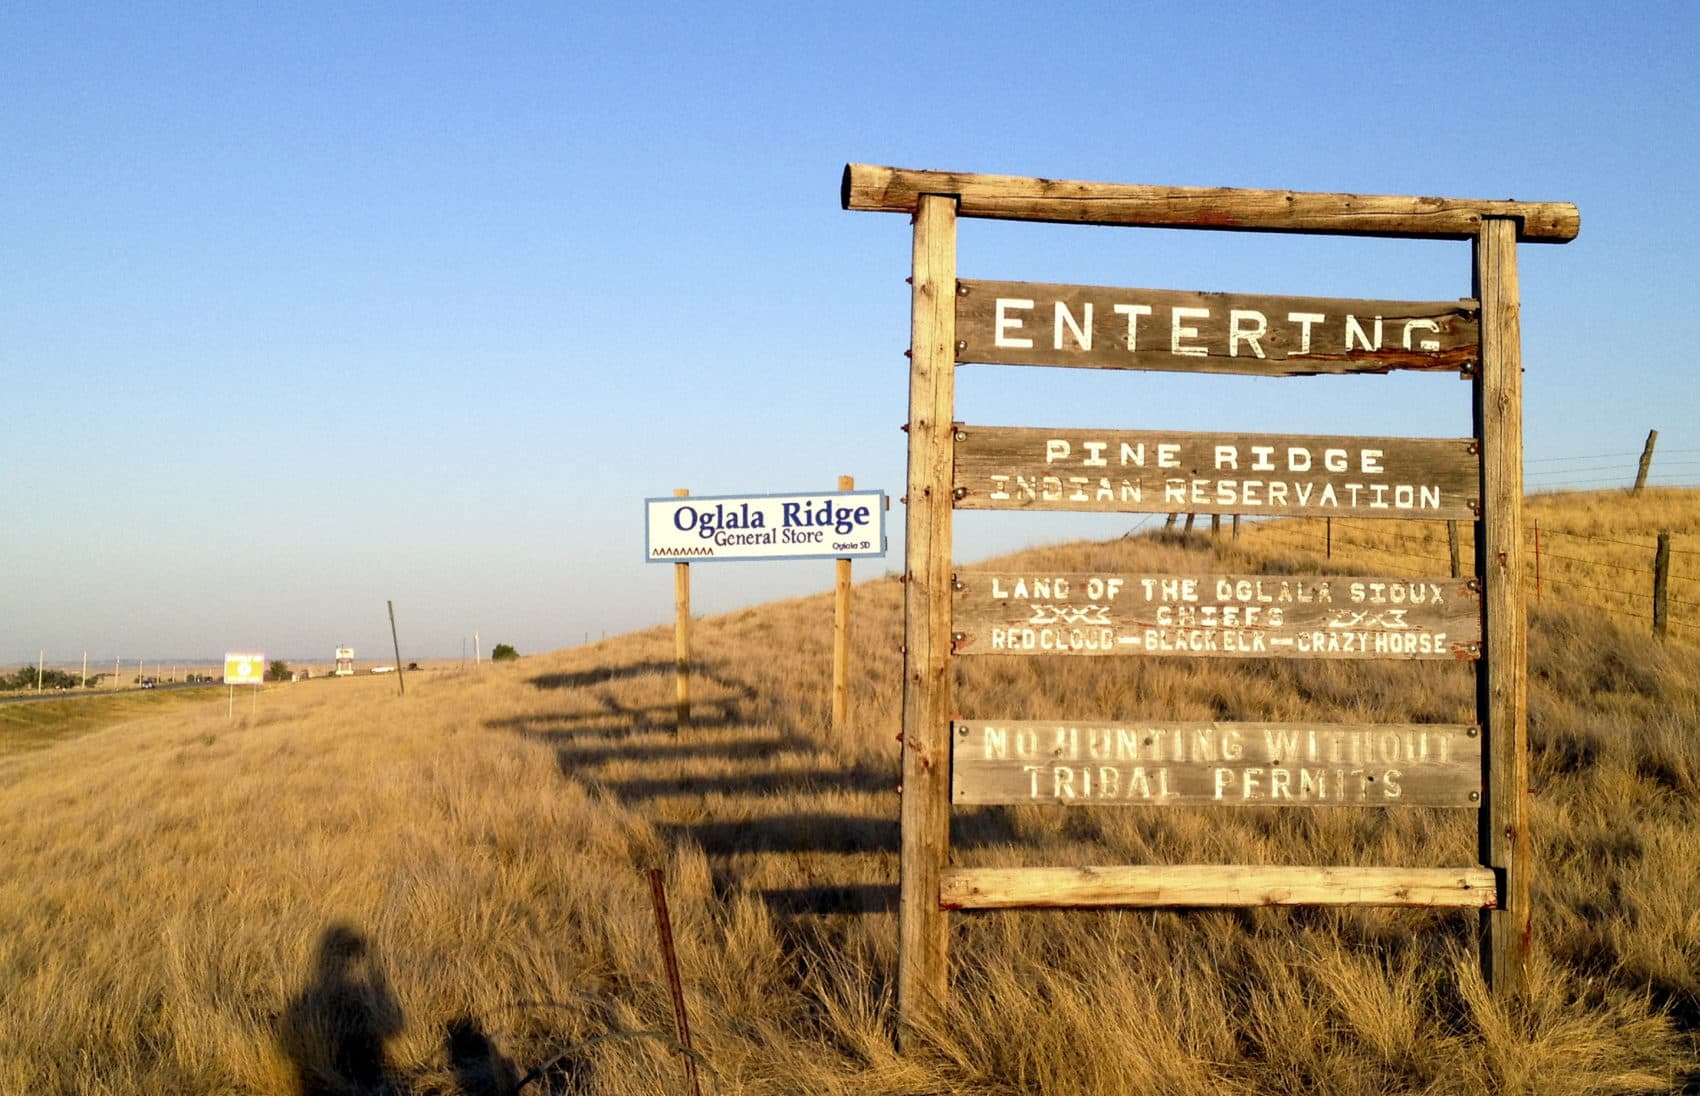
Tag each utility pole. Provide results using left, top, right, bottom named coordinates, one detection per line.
left=37, top=650, right=44, bottom=692
left=387, top=600, right=405, bottom=696
left=81, top=651, right=87, bottom=688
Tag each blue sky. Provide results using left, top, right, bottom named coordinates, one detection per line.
left=3, top=3, right=1696, bottom=665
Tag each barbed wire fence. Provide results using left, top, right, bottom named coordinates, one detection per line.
left=1152, top=444, right=1699, bottom=645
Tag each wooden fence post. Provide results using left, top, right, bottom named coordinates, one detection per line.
left=1473, top=217, right=1531, bottom=1001
left=833, top=474, right=855, bottom=731
left=1654, top=532, right=1671, bottom=640
left=1183, top=512, right=1196, bottom=533
left=1163, top=513, right=1178, bottom=530
left=896, top=193, right=957, bottom=1047
left=1232, top=514, right=1241, bottom=540
left=1634, top=429, right=1658, bottom=492
left=674, top=488, right=691, bottom=731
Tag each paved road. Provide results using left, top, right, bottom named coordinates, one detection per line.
left=0, top=682, right=209, bottom=706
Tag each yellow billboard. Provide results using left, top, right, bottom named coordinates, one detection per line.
left=223, top=652, right=265, bottom=686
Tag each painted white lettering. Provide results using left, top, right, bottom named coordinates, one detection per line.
left=1228, top=310, right=1268, bottom=358
left=1402, top=318, right=1441, bottom=351
left=1345, top=314, right=1384, bottom=352
left=995, top=299, right=1034, bottom=349
left=1055, top=301, right=1093, bottom=351
left=1171, top=307, right=1210, bottom=357
left=1289, top=312, right=1325, bottom=354
left=1113, top=303, right=1152, bottom=349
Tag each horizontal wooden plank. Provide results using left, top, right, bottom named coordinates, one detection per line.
left=951, top=720, right=1481, bottom=807
left=938, top=865, right=1499, bottom=910
left=957, top=280, right=1478, bottom=375
left=954, top=427, right=1478, bottom=519
left=952, top=572, right=1479, bottom=660
left=843, top=163, right=1580, bottom=243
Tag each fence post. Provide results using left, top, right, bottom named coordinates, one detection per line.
left=1232, top=514, right=1241, bottom=540
left=1654, top=532, right=1671, bottom=640
left=1634, top=429, right=1659, bottom=493
left=1183, top=512, right=1196, bottom=533
left=645, top=868, right=703, bottom=1096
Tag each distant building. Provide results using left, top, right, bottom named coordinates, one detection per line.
left=334, top=648, right=355, bottom=677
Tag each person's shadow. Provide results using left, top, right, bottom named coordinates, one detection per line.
left=277, top=924, right=405, bottom=1095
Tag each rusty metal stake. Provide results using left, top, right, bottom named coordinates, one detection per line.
left=646, top=868, right=702, bottom=1096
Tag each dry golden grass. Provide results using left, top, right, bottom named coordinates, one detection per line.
left=0, top=686, right=225, bottom=756
left=1241, top=486, right=1700, bottom=646
left=2, top=490, right=1698, bottom=1093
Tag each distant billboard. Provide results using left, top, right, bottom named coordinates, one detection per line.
left=224, top=652, right=266, bottom=686
left=645, top=490, right=886, bottom=563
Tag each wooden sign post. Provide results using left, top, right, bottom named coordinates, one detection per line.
left=646, top=483, right=886, bottom=734
left=674, top=487, right=692, bottom=730
left=845, top=163, right=1576, bottom=1044
left=833, top=474, right=855, bottom=731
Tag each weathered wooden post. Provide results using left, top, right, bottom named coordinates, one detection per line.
left=832, top=474, right=855, bottom=731
left=674, top=488, right=691, bottom=731
left=1654, top=532, right=1671, bottom=640
left=1474, top=217, right=1532, bottom=1001
left=895, top=192, right=958, bottom=1045
left=1448, top=520, right=1461, bottom=579
left=1634, top=429, right=1658, bottom=492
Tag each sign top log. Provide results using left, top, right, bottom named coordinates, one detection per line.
left=842, top=164, right=1579, bottom=244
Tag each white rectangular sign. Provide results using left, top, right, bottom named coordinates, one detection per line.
left=224, top=652, right=266, bottom=686
left=645, top=490, right=886, bottom=563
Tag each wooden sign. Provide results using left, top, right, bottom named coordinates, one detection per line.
left=956, top=280, right=1478, bottom=375
left=843, top=164, right=1571, bottom=1033
left=952, top=572, right=1480, bottom=659
left=952, top=720, right=1481, bottom=807
left=954, top=426, right=1478, bottom=519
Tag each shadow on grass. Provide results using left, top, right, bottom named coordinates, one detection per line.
left=758, top=882, right=899, bottom=917
left=492, top=657, right=903, bottom=920
left=276, top=924, right=527, bottom=1096
left=277, top=924, right=404, bottom=1095
left=528, top=661, right=757, bottom=697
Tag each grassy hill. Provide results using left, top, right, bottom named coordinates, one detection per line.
left=2, top=492, right=1697, bottom=1093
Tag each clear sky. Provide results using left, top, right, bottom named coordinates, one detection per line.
left=3, top=2, right=1697, bottom=666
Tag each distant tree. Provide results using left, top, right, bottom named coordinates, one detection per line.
left=490, top=644, right=519, bottom=662
left=269, top=659, right=291, bottom=682
left=3, top=666, right=80, bottom=690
